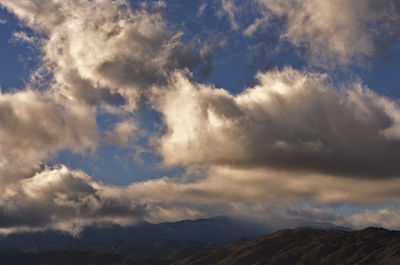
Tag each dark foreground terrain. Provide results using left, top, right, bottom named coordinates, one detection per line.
left=175, top=227, right=400, bottom=265
left=0, top=227, right=399, bottom=265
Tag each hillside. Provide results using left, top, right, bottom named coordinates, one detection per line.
left=175, top=227, right=400, bottom=265
left=0, top=227, right=399, bottom=264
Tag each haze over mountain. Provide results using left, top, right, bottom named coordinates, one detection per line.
left=0, top=217, right=269, bottom=253
left=0, top=225, right=397, bottom=265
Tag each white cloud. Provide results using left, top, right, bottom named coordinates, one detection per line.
left=156, top=68, right=400, bottom=179
left=0, top=89, right=98, bottom=185
left=0, top=0, right=206, bottom=183
left=2, top=163, right=399, bottom=235
left=1, top=0, right=400, bottom=235
left=0, top=0, right=209, bottom=111
left=11, top=31, right=38, bottom=44
left=103, top=118, right=137, bottom=147
left=198, top=3, right=207, bottom=17
left=0, top=165, right=145, bottom=235
left=218, top=0, right=240, bottom=30
left=0, top=0, right=209, bottom=233
left=129, top=166, right=400, bottom=208
left=343, top=208, right=400, bottom=230
left=251, top=0, right=400, bottom=66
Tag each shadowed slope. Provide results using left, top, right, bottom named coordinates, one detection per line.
left=174, top=227, right=400, bottom=265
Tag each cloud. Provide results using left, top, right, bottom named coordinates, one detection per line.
left=0, top=0, right=209, bottom=110
left=3, top=162, right=400, bottom=235
left=157, top=68, right=400, bottom=179
left=250, top=0, right=400, bottom=66
left=343, top=208, right=400, bottom=230
left=130, top=166, right=400, bottom=207
left=0, top=0, right=209, bottom=184
left=197, top=3, right=207, bottom=17
left=0, top=89, right=98, bottom=185
left=218, top=0, right=240, bottom=30
left=0, top=164, right=230, bottom=235
left=0, top=165, right=145, bottom=235
left=0, top=0, right=217, bottom=234
left=103, top=118, right=137, bottom=147
left=0, top=0, right=181, bottom=173
left=1, top=0, right=400, bottom=234
left=11, top=31, right=38, bottom=44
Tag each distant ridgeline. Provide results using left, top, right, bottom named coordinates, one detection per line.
left=0, top=217, right=396, bottom=265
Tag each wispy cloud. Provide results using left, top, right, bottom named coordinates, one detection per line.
left=218, top=0, right=240, bottom=30
left=11, top=31, right=38, bottom=44
left=343, top=207, right=400, bottom=230
left=244, top=0, right=400, bottom=67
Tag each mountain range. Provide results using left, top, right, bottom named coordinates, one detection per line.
left=0, top=217, right=396, bottom=265
left=175, top=227, right=400, bottom=265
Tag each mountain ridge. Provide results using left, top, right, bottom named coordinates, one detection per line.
left=175, top=226, right=400, bottom=265
left=0, top=226, right=397, bottom=265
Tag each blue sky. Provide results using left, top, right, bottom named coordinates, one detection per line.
left=1, top=0, right=400, bottom=234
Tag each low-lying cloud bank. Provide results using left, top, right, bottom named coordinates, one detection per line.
left=2, top=164, right=400, bottom=235
left=0, top=166, right=144, bottom=235
left=0, top=0, right=400, bottom=234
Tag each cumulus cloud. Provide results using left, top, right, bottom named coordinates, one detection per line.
left=0, top=165, right=145, bottom=235
left=1, top=69, right=395, bottom=233
left=157, top=68, right=400, bottom=179
left=0, top=89, right=98, bottom=185
left=0, top=0, right=207, bottom=234
left=250, top=0, right=400, bottom=66
left=0, top=0, right=209, bottom=110
left=1, top=0, right=400, bottom=234
left=0, top=164, right=228, bottom=235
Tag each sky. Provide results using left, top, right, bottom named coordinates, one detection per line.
left=1, top=0, right=400, bottom=235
